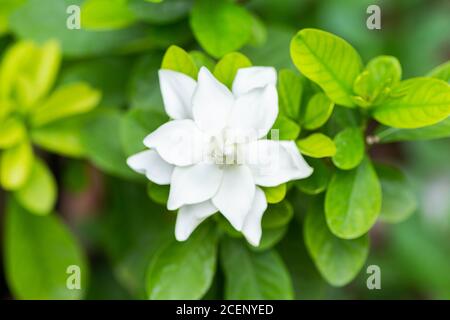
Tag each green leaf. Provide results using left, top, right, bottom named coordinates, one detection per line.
left=31, top=83, right=101, bottom=127
left=332, top=127, right=365, bottom=170
left=427, top=60, right=450, bottom=83
left=213, top=52, right=252, bottom=88
left=0, top=139, right=33, bottom=190
left=261, top=200, right=293, bottom=229
left=252, top=225, right=288, bottom=252
left=353, top=55, right=402, bottom=107
left=278, top=69, right=303, bottom=120
left=302, top=92, right=334, bottom=130
left=146, top=223, right=218, bottom=299
left=81, top=0, right=136, bottom=30
left=272, top=115, right=301, bottom=140
left=190, top=0, right=253, bottom=58
left=262, top=183, right=286, bottom=204
left=31, top=115, right=91, bottom=157
left=189, top=50, right=216, bottom=71
left=161, top=45, right=198, bottom=79
left=147, top=182, right=170, bottom=205
left=372, top=78, right=450, bottom=129
left=294, top=158, right=331, bottom=195
left=376, top=164, right=417, bottom=224
left=290, top=28, right=362, bottom=107
left=15, top=158, right=56, bottom=215
left=128, top=0, right=192, bottom=25
left=325, top=157, right=381, bottom=239
left=296, top=133, right=336, bottom=158
left=81, top=109, right=136, bottom=179
left=304, top=200, right=369, bottom=287
left=376, top=117, right=450, bottom=143
left=0, top=116, right=26, bottom=149
left=4, top=199, right=87, bottom=299
left=221, top=237, right=293, bottom=299
left=120, top=107, right=168, bottom=156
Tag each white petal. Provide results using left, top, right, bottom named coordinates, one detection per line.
left=159, top=69, right=196, bottom=119
left=242, top=187, right=267, bottom=247
left=127, top=149, right=174, bottom=185
left=228, top=85, right=278, bottom=139
left=212, top=165, right=255, bottom=231
left=144, top=119, right=204, bottom=166
left=232, top=67, right=277, bottom=97
left=192, top=67, right=234, bottom=135
left=168, top=163, right=223, bottom=210
left=245, top=140, right=313, bottom=187
left=175, top=200, right=217, bottom=241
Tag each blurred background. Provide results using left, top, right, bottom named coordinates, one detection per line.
left=0, top=0, right=449, bottom=299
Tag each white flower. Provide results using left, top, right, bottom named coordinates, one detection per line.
left=127, top=66, right=313, bottom=246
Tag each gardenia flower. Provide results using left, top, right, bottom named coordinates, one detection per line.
left=127, top=66, right=313, bottom=246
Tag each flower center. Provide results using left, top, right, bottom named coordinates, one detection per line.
left=208, top=130, right=244, bottom=166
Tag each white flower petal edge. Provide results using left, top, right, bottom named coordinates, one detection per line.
left=168, top=163, right=223, bottom=210
left=144, top=119, right=204, bottom=166
left=245, top=140, right=313, bottom=187
left=159, top=69, right=196, bottom=119
left=228, top=84, right=278, bottom=139
left=232, top=67, right=277, bottom=97
left=241, top=187, right=267, bottom=246
left=192, top=67, right=234, bottom=135
left=127, top=149, right=173, bottom=185
left=175, top=200, right=217, bottom=241
left=212, top=165, right=255, bottom=231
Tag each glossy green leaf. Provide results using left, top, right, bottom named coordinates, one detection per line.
left=147, top=182, right=170, bottom=205
left=252, top=224, right=288, bottom=252
left=0, top=139, right=33, bottom=190
left=31, top=115, right=91, bottom=157
left=427, top=60, right=450, bottom=82
left=302, top=92, right=334, bottom=130
left=262, top=183, right=286, bottom=204
left=296, top=133, right=336, bottom=158
left=278, top=69, right=303, bottom=120
left=373, top=78, right=450, bottom=129
left=0, top=116, right=26, bottom=149
left=376, top=164, right=417, bottom=224
left=261, top=200, right=293, bottom=229
left=376, top=117, right=450, bottom=143
left=31, top=83, right=101, bottom=127
left=213, top=52, right=252, bottom=88
left=353, top=55, right=402, bottom=107
left=325, top=157, right=381, bottom=239
left=189, top=50, right=216, bottom=71
left=146, top=223, right=218, bottom=299
left=295, top=158, right=331, bottom=195
left=128, top=0, right=192, bottom=25
left=221, top=237, right=293, bottom=299
left=5, top=199, right=87, bottom=299
left=161, top=45, right=198, bottom=79
left=290, top=28, right=362, bottom=107
left=15, top=158, right=56, bottom=215
left=272, top=115, right=301, bottom=140
left=81, top=0, right=136, bottom=30
left=190, top=0, right=253, bottom=58
left=304, top=200, right=369, bottom=287
left=332, top=127, right=365, bottom=170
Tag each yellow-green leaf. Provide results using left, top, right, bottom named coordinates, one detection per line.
left=0, top=116, right=26, bottom=149
left=15, top=158, right=56, bottom=215
left=296, top=133, right=336, bottom=158
left=81, top=0, right=137, bottom=30
left=373, top=78, right=450, bottom=129
left=332, top=127, right=365, bottom=170
left=290, top=28, right=362, bottom=107
left=302, top=92, right=334, bottom=130
left=213, top=52, right=251, bottom=88
left=0, top=139, right=33, bottom=190
left=161, top=45, right=198, bottom=79
left=278, top=69, right=303, bottom=120
left=262, top=183, right=287, bottom=204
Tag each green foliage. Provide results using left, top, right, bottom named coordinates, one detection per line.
left=214, top=52, right=252, bottom=88
left=221, top=237, right=293, bottom=299
left=262, top=184, right=287, bottom=204
left=302, top=92, right=334, bottom=130
left=325, top=157, right=381, bottom=239
left=296, top=133, right=336, bottom=158
left=5, top=199, right=87, bottom=299
left=81, top=0, right=137, bottom=30
left=161, top=45, right=198, bottom=79
left=190, top=0, right=253, bottom=58
left=278, top=69, right=303, bottom=120
left=332, top=127, right=365, bottom=170
left=294, top=158, right=331, bottom=195
left=304, top=200, right=369, bottom=287
left=272, top=115, right=301, bottom=140
left=146, top=223, right=218, bottom=299
left=262, top=200, right=293, bottom=229
left=290, top=28, right=362, bottom=107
